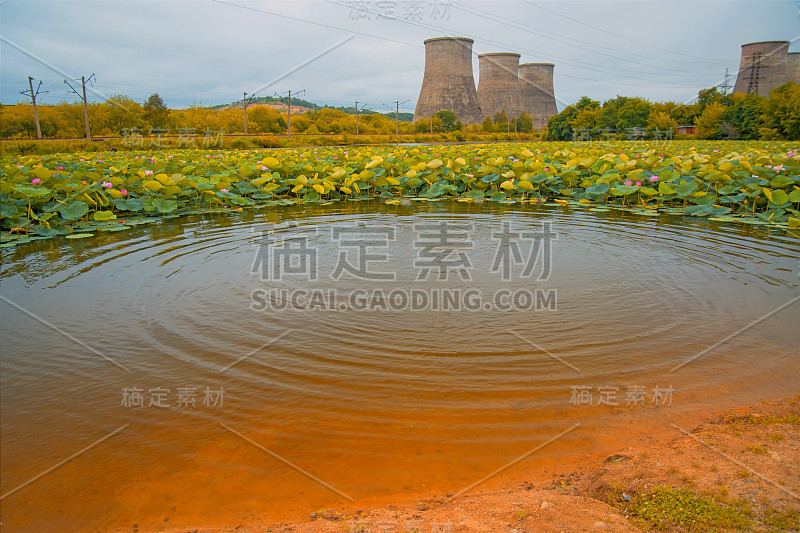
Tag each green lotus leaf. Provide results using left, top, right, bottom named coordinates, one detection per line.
left=58, top=201, right=90, bottom=220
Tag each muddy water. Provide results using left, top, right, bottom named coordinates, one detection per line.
left=1, top=202, right=799, bottom=532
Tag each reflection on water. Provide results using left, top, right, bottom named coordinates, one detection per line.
left=1, top=201, right=799, bottom=532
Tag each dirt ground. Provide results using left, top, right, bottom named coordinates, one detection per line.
left=158, top=394, right=799, bottom=533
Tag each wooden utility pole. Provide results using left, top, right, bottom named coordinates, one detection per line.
left=65, top=74, right=95, bottom=139
left=21, top=76, right=47, bottom=139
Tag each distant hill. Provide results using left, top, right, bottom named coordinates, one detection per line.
left=213, top=96, right=413, bottom=122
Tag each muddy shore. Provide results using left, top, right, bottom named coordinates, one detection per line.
left=144, top=394, right=799, bottom=533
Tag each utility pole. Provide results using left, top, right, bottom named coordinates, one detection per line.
left=745, top=52, right=764, bottom=95
left=355, top=101, right=367, bottom=135
left=718, top=68, right=733, bottom=95
left=243, top=91, right=256, bottom=135
left=385, top=99, right=409, bottom=136
left=275, top=89, right=304, bottom=135
left=65, top=74, right=95, bottom=140
left=21, top=76, right=48, bottom=139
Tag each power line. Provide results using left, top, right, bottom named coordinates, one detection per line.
left=211, top=0, right=420, bottom=50
left=212, top=0, right=722, bottom=92
left=522, top=1, right=733, bottom=63
left=325, top=0, right=719, bottom=88
left=450, top=0, right=727, bottom=74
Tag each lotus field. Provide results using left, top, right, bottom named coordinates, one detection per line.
left=1, top=141, right=799, bottom=247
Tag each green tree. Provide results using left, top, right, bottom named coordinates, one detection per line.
left=595, top=96, right=651, bottom=134
left=761, top=82, right=800, bottom=140
left=481, top=116, right=495, bottom=133
left=99, top=95, right=144, bottom=134
left=434, top=110, right=459, bottom=132
left=646, top=111, right=678, bottom=134
left=493, top=110, right=509, bottom=131
left=516, top=112, right=533, bottom=133
left=143, top=93, right=169, bottom=128
left=720, top=93, right=765, bottom=140
left=697, top=87, right=728, bottom=112
left=695, top=101, right=725, bottom=139
left=546, top=96, right=599, bottom=140
left=248, top=106, right=286, bottom=133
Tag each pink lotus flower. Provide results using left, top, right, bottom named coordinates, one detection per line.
left=635, top=181, right=642, bottom=186
left=57, top=166, right=63, bottom=170
left=144, top=170, right=154, bottom=175
left=649, top=176, right=659, bottom=182
left=220, top=188, right=229, bottom=193
left=624, top=180, right=633, bottom=186
left=31, top=178, right=41, bottom=185
left=120, top=189, right=128, bottom=196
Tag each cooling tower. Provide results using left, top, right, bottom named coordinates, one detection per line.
left=733, top=41, right=789, bottom=96
left=787, top=53, right=800, bottom=84
left=413, top=37, right=481, bottom=124
left=519, top=63, right=557, bottom=130
left=477, top=53, right=521, bottom=120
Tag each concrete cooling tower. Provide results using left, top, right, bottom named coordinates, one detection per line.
left=733, top=41, right=789, bottom=96
left=519, top=63, right=557, bottom=130
left=788, top=53, right=800, bottom=84
left=477, top=53, right=521, bottom=120
left=413, top=37, right=481, bottom=124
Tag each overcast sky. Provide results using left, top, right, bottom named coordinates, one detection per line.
left=2, top=0, right=799, bottom=113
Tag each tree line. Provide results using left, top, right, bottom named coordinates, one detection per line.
left=545, top=82, right=800, bottom=141
left=2, top=83, right=798, bottom=140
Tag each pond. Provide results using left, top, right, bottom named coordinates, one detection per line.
left=1, top=201, right=799, bottom=532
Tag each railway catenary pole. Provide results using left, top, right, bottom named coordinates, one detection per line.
left=355, top=101, right=367, bottom=135
left=387, top=99, right=409, bottom=136
left=243, top=91, right=256, bottom=135
left=65, top=74, right=95, bottom=140
left=21, top=77, right=47, bottom=139
left=275, top=89, right=305, bottom=136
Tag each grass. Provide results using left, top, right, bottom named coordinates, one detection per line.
left=763, top=505, right=800, bottom=530
left=628, top=486, right=752, bottom=532
left=746, top=444, right=769, bottom=455
left=720, top=413, right=800, bottom=426
left=0, top=131, right=537, bottom=156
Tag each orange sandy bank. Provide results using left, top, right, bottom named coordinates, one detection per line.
left=147, top=394, right=799, bottom=533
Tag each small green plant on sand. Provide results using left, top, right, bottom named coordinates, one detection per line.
left=629, top=486, right=751, bottom=532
